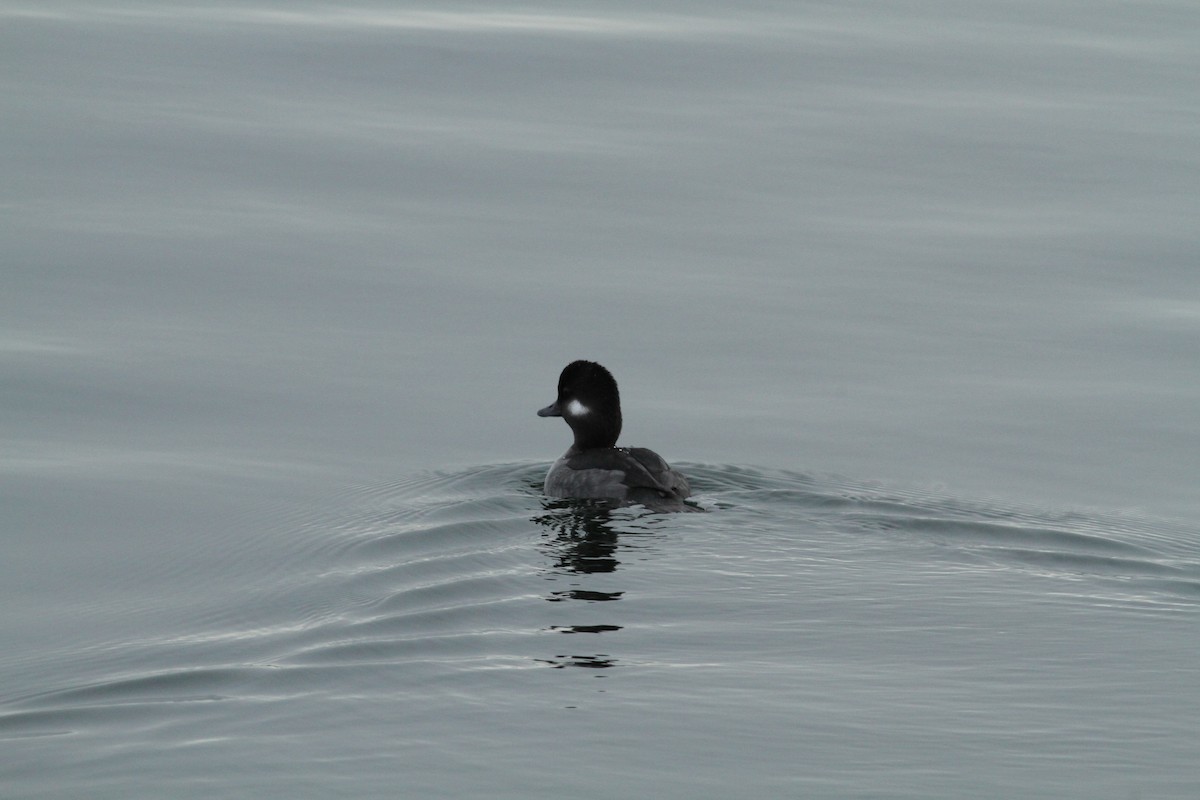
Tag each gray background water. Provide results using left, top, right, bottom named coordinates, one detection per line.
left=3, top=2, right=1198, bottom=798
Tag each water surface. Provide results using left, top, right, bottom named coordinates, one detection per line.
left=3, top=2, right=1199, bottom=797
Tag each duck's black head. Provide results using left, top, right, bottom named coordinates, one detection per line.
left=537, top=360, right=622, bottom=449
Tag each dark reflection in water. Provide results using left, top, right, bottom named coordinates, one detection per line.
left=532, top=498, right=633, bottom=670
left=533, top=498, right=624, bottom=574
left=546, top=590, right=623, bottom=602
left=538, top=653, right=618, bottom=670
left=549, top=624, right=623, bottom=634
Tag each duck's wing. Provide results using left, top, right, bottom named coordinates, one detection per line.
left=625, top=448, right=690, bottom=498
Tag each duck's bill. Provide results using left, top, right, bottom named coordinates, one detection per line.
left=537, top=402, right=561, bottom=417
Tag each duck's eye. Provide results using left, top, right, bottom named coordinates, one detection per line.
left=566, top=398, right=590, bottom=417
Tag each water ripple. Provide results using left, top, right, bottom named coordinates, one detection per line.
left=4, top=462, right=1196, bottom=744
left=686, top=463, right=1200, bottom=610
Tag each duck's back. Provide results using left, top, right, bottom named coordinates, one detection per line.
left=544, top=445, right=691, bottom=510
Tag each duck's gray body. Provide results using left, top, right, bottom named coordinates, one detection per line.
left=543, top=444, right=692, bottom=512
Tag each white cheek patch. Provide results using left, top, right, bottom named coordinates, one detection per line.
left=566, top=398, right=590, bottom=417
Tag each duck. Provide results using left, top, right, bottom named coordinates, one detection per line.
left=537, top=360, right=692, bottom=512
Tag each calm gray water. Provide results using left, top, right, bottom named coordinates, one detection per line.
left=3, top=2, right=1199, bottom=798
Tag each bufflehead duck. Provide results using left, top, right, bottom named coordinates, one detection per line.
left=537, top=360, right=692, bottom=512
